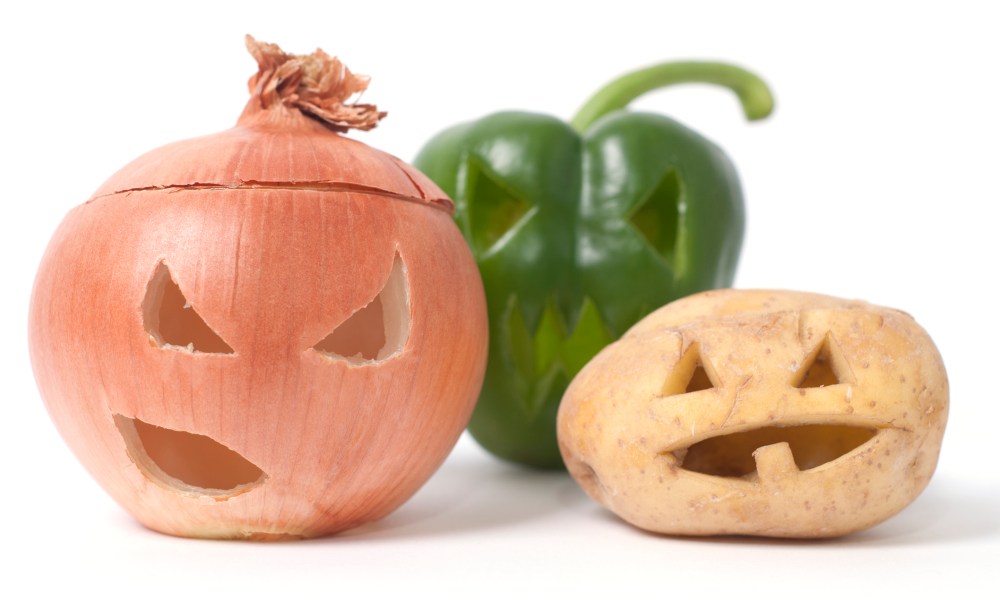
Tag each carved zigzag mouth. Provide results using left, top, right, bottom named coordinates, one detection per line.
left=666, top=423, right=880, bottom=480
left=113, top=415, right=267, bottom=499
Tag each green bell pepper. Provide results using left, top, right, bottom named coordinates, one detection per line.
left=413, top=61, right=774, bottom=468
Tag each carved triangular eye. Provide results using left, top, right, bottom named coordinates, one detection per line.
left=466, top=160, right=532, bottom=254
left=795, top=335, right=842, bottom=388
left=313, top=253, right=409, bottom=364
left=629, top=168, right=683, bottom=265
left=685, top=362, right=714, bottom=393
left=143, top=262, right=234, bottom=354
left=661, top=343, right=718, bottom=396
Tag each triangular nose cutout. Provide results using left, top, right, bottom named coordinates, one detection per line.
left=143, top=262, right=234, bottom=354
left=795, top=336, right=841, bottom=388
left=313, top=253, right=410, bottom=364
left=661, top=343, right=718, bottom=396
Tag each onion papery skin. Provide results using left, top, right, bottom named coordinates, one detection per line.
left=28, top=57, right=487, bottom=540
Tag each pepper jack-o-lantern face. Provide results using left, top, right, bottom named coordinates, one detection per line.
left=28, top=39, right=487, bottom=540
left=558, top=289, right=948, bottom=538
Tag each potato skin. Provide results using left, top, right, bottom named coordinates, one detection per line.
left=557, top=289, right=948, bottom=538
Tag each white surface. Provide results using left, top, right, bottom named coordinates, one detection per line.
left=2, top=1, right=997, bottom=597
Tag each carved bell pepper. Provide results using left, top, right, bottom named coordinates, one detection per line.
left=414, top=62, right=774, bottom=468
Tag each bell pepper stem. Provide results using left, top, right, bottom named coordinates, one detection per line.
left=569, top=61, right=774, bottom=133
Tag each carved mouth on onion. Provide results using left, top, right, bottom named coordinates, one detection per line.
left=665, top=423, right=880, bottom=481
left=113, top=415, right=267, bottom=499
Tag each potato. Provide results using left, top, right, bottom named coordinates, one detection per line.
left=557, top=289, right=948, bottom=538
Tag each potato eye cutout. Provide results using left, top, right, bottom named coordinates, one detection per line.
left=143, top=262, right=234, bottom=354
left=313, top=253, right=410, bottom=364
left=661, top=343, right=718, bottom=396
left=794, top=335, right=849, bottom=388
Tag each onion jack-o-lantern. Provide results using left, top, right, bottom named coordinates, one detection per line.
left=558, top=289, right=948, bottom=538
left=28, top=38, right=487, bottom=540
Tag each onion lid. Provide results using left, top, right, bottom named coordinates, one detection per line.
left=89, top=36, right=452, bottom=212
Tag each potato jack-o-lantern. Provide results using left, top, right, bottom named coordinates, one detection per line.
left=558, top=289, right=947, bottom=538
left=28, top=38, right=487, bottom=540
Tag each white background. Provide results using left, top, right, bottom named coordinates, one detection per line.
left=2, top=1, right=997, bottom=597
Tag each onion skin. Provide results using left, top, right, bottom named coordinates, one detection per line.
left=28, top=38, right=487, bottom=539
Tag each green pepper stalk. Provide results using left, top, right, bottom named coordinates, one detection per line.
left=414, top=61, right=774, bottom=469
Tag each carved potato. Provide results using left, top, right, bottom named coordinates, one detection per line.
left=557, top=289, right=948, bottom=538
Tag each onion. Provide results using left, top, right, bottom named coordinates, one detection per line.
left=28, top=37, right=488, bottom=540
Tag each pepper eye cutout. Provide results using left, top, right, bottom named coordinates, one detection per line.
left=143, top=262, right=234, bottom=354
left=794, top=334, right=851, bottom=388
left=629, top=168, right=684, bottom=267
left=466, top=161, right=532, bottom=254
left=313, top=253, right=410, bottom=364
left=661, top=343, right=718, bottom=396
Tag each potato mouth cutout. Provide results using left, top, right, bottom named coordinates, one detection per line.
left=114, top=415, right=267, bottom=498
left=668, top=423, right=879, bottom=479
